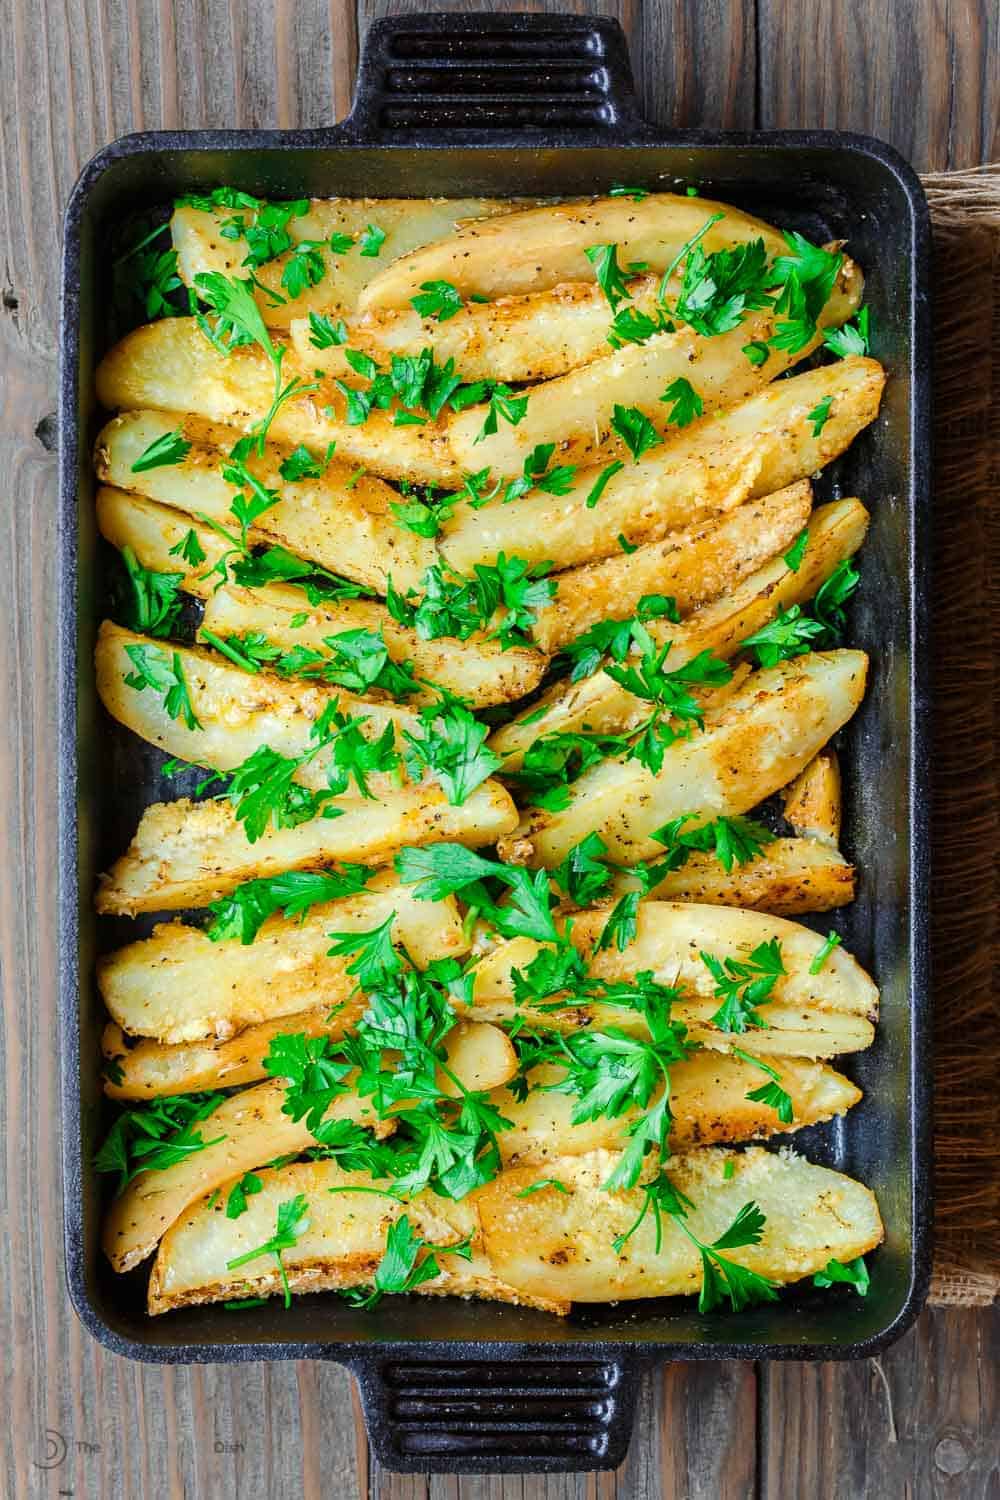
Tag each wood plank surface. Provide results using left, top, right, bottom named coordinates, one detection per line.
left=0, top=2, right=996, bottom=1498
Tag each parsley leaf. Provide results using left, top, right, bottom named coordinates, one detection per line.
left=660, top=377, right=703, bottom=428
left=743, top=340, right=770, bottom=367
left=279, top=444, right=326, bottom=482
left=807, top=395, right=833, bottom=436
left=123, top=644, right=202, bottom=730
left=700, top=938, right=786, bottom=1033
left=650, top=813, right=776, bottom=874
left=226, top=1172, right=264, bottom=1219
left=308, top=312, right=348, bottom=349
left=95, top=1092, right=226, bottom=1194
left=809, top=930, right=843, bottom=974
left=130, top=428, right=192, bottom=473
left=264, top=1032, right=353, bottom=1134
left=205, top=865, right=373, bottom=944
left=358, top=223, right=387, bottom=257
left=585, top=460, right=625, bottom=509
left=593, top=891, right=640, bottom=954
left=226, top=1194, right=312, bottom=1308
left=783, top=527, right=809, bottom=572
left=740, top=604, right=827, bottom=667
left=411, top=280, right=464, bottom=321
left=823, top=305, right=871, bottom=358
left=610, top=403, right=662, bottom=462
left=120, top=550, right=184, bottom=638
left=732, top=1048, right=794, bottom=1124
left=813, top=1256, right=870, bottom=1296
left=585, top=242, right=635, bottom=311
left=403, top=700, right=502, bottom=806
left=475, top=385, right=530, bottom=443
left=344, top=1214, right=472, bottom=1309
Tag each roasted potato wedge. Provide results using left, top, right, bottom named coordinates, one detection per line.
left=358, top=193, right=791, bottom=310
left=96, top=779, right=518, bottom=915
left=449, top=258, right=863, bottom=478
left=609, top=837, right=854, bottom=914
left=491, top=498, right=870, bottom=768
left=104, top=1002, right=519, bottom=1117
left=172, top=197, right=522, bottom=322
left=440, top=358, right=883, bottom=574
left=97, top=486, right=233, bottom=599
left=95, top=408, right=437, bottom=594
left=95, top=322, right=461, bottom=488
left=497, top=1053, right=861, bottom=1166
left=782, top=749, right=842, bottom=846
left=103, top=1080, right=389, bottom=1273
left=504, top=650, right=867, bottom=868
left=475, top=1146, right=883, bottom=1304
left=290, top=275, right=668, bottom=385
left=95, top=621, right=421, bottom=793
left=102, top=1009, right=365, bottom=1098
left=200, top=582, right=548, bottom=710
left=530, top=483, right=812, bottom=654
left=98, top=877, right=466, bottom=1043
left=467, top=901, right=879, bottom=1058
left=148, top=1160, right=566, bottom=1315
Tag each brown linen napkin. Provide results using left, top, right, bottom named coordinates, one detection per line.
left=922, top=166, right=1000, bottom=1305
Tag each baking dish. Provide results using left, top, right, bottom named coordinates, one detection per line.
left=58, top=11, right=933, bottom=1473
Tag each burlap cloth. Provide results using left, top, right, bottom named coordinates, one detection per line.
left=922, top=165, right=1000, bottom=1306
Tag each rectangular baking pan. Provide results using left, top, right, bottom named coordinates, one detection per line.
left=58, top=11, right=933, bottom=1474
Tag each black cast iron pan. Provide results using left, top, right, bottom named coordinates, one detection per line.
left=59, top=11, right=933, bottom=1473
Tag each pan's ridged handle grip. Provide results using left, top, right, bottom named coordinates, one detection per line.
left=353, top=1356, right=639, bottom=1474
left=343, top=13, right=648, bottom=140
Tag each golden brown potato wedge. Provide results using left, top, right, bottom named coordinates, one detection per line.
left=474, top=1146, right=883, bottom=1304
left=200, top=582, right=548, bottom=710
left=448, top=258, right=863, bottom=478
left=102, top=1009, right=364, bottom=1098
left=490, top=498, right=870, bottom=769
left=529, top=484, right=812, bottom=654
left=95, top=621, right=421, bottom=793
left=103, top=1080, right=389, bottom=1273
left=95, top=408, right=437, bottom=594
left=98, top=877, right=466, bottom=1043
left=94, top=322, right=461, bottom=488
left=97, top=486, right=232, bottom=600
left=358, top=193, right=791, bottom=310
left=609, top=837, right=854, bottom=914
left=504, top=650, right=867, bottom=868
left=782, top=749, right=842, bottom=846
left=171, top=197, right=522, bottom=323
left=290, top=275, right=667, bottom=385
left=440, top=358, right=884, bottom=574
left=96, top=779, right=518, bottom=916
left=147, top=1160, right=566, bottom=1315
left=102, top=1010, right=518, bottom=1102
left=467, top=901, right=878, bottom=1058
left=496, top=1052, right=861, bottom=1166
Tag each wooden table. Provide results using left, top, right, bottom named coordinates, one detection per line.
left=1, top=2, right=997, bottom=1496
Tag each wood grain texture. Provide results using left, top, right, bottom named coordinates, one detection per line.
left=758, top=0, right=1000, bottom=170
left=0, top=0, right=997, bottom=1497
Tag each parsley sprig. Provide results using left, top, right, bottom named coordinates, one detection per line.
left=95, top=1092, right=226, bottom=1194
left=700, top=938, right=786, bottom=1033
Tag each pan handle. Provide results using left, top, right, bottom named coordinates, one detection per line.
left=350, top=1353, right=641, bottom=1474
left=341, top=12, right=650, bottom=141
